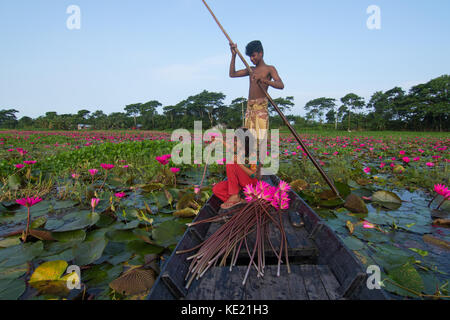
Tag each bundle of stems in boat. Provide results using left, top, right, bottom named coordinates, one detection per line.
left=177, top=180, right=292, bottom=288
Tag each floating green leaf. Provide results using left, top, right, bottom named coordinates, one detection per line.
left=73, top=238, right=108, bottom=266
left=0, top=241, right=44, bottom=268
left=51, top=230, right=86, bottom=242
left=0, top=279, right=26, bottom=299
left=342, top=236, right=365, bottom=251
left=29, top=260, right=76, bottom=296
left=372, top=190, right=402, bottom=210
left=386, top=263, right=425, bottom=297
left=151, top=220, right=186, bottom=248
left=53, top=211, right=100, bottom=232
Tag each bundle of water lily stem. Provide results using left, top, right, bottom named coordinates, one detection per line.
left=177, top=180, right=292, bottom=288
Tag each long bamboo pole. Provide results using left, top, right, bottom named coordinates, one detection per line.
left=201, top=0, right=341, bottom=197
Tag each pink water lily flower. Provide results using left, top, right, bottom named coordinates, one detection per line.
left=100, top=163, right=115, bottom=170
left=16, top=196, right=43, bottom=242
left=155, top=156, right=169, bottom=165
left=362, top=221, right=375, bottom=229
left=278, top=180, right=291, bottom=192
left=91, top=198, right=100, bottom=210
left=434, top=184, right=449, bottom=197
left=115, top=192, right=126, bottom=199
left=16, top=197, right=43, bottom=208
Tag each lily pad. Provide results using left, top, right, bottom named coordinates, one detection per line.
left=53, top=211, right=100, bottom=232
left=151, top=220, right=186, bottom=248
left=82, top=263, right=123, bottom=288
left=127, top=240, right=164, bottom=256
left=344, top=194, right=368, bottom=214
left=0, top=263, right=28, bottom=280
left=335, top=181, right=351, bottom=198
left=0, top=237, right=21, bottom=248
left=342, top=236, right=365, bottom=251
left=290, top=179, right=309, bottom=192
left=109, top=267, right=155, bottom=296
left=0, top=241, right=44, bottom=268
left=141, top=183, right=164, bottom=193
left=106, top=230, right=141, bottom=242
left=173, top=208, right=198, bottom=218
left=385, top=263, right=424, bottom=297
left=73, top=238, right=108, bottom=266
left=8, top=175, right=22, bottom=191
left=0, top=279, right=26, bottom=299
left=30, top=216, right=47, bottom=229
left=372, top=190, right=402, bottom=210
left=51, top=230, right=86, bottom=242
left=29, top=260, right=76, bottom=296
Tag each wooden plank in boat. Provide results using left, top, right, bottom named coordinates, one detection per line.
left=317, top=265, right=341, bottom=300
left=185, top=265, right=219, bottom=300
left=186, top=265, right=336, bottom=300
left=244, top=265, right=279, bottom=300
left=300, top=265, right=330, bottom=300
left=313, top=224, right=368, bottom=298
left=285, top=265, right=309, bottom=300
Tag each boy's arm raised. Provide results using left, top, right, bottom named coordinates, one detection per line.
left=229, top=43, right=250, bottom=78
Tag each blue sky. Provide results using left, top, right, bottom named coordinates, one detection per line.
left=1, top=0, right=449, bottom=119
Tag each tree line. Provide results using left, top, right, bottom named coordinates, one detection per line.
left=1, top=74, right=448, bottom=132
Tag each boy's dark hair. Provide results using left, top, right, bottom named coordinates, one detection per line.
left=245, top=40, right=264, bottom=57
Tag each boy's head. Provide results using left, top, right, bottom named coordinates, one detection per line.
left=246, top=40, right=264, bottom=66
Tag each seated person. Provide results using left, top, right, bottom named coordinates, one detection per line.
left=212, top=128, right=259, bottom=211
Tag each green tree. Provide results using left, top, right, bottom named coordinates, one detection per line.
left=124, top=103, right=142, bottom=127
left=0, top=109, right=19, bottom=128
left=340, top=93, right=365, bottom=131
left=216, top=97, right=246, bottom=128
left=271, top=96, right=295, bottom=115
left=304, top=98, right=336, bottom=125
left=140, top=100, right=162, bottom=129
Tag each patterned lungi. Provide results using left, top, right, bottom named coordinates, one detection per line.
left=244, top=97, right=269, bottom=142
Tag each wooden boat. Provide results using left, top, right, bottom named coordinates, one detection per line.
left=147, top=174, right=388, bottom=300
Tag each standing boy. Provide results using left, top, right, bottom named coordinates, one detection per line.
left=229, top=40, right=284, bottom=177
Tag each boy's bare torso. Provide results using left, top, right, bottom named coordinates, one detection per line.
left=248, top=65, right=272, bottom=101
